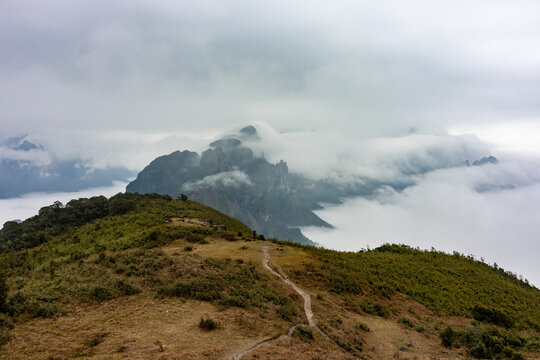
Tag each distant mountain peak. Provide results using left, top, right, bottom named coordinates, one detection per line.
left=465, top=156, right=498, bottom=167
left=473, top=156, right=498, bottom=166
left=17, top=140, right=40, bottom=151
left=209, top=125, right=260, bottom=149
left=239, top=125, right=259, bottom=139
left=126, top=128, right=331, bottom=244
left=2, top=134, right=43, bottom=151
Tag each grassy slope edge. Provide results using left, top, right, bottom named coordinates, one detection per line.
left=0, top=194, right=538, bottom=359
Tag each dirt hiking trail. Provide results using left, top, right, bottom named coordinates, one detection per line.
left=232, top=246, right=327, bottom=360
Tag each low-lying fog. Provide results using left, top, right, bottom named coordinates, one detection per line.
left=302, top=166, right=540, bottom=288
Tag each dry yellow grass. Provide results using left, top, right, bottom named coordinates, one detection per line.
left=163, top=237, right=265, bottom=267
left=0, top=292, right=287, bottom=360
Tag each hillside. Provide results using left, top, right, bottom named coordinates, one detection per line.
left=0, top=194, right=539, bottom=359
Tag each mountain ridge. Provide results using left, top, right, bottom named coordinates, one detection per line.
left=126, top=126, right=501, bottom=245
left=0, top=194, right=538, bottom=359
left=127, top=126, right=332, bottom=244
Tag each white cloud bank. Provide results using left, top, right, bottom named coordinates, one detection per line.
left=244, top=122, right=490, bottom=182
left=183, top=170, right=252, bottom=191
left=303, top=161, right=540, bottom=287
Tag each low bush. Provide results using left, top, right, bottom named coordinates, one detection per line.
left=116, top=280, right=141, bottom=296
left=440, top=326, right=457, bottom=347
left=199, top=317, right=217, bottom=331
left=439, top=324, right=528, bottom=359
left=277, top=304, right=297, bottom=321
left=29, top=302, right=58, bottom=318
left=84, top=332, right=109, bottom=347
left=356, top=323, right=370, bottom=332
left=0, top=275, right=7, bottom=313
left=0, top=326, right=9, bottom=346
left=292, top=326, right=314, bottom=342
left=160, top=279, right=221, bottom=301
left=472, top=305, right=514, bottom=328
left=216, top=231, right=237, bottom=242
left=0, top=193, right=144, bottom=252
left=0, top=313, right=13, bottom=346
left=6, top=291, right=58, bottom=318
left=185, top=233, right=207, bottom=244
left=398, top=317, right=415, bottom=328
left=359, top=299, right=389, bottom=318
left=135, top=229, right=170, bottom=248
left=329, top=318, right=343, bottom=329
left=89, top=286, right=116, bottom=302
left=109, top=249, right=169, bottom=277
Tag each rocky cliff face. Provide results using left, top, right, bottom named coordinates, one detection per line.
left=126, top=126, right=330, bottom=244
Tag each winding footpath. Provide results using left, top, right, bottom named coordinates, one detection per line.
left=232, top=246, right=325, bottom=360
left=262, top=246, right=316, bottom=327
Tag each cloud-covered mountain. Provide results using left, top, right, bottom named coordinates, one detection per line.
left=126, top=125, right=499, bottom=243
left=0, top=135, right=135, bottom=198
left=127, top=126, right=332, bottom=243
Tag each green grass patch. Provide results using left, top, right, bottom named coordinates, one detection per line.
left=291, top=325, right=314, bottom=342
left=439, top=324, right=535, bottom=359
left=299, top=243, right=540, bottom=329
left=159, top=257, right=294, bottom=316
left=398, top=317, right=415, bottom=328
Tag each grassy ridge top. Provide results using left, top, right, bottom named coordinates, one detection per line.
left=297, top=244, right=540, bottom=330
left=0, top=194, right=253, bottom=323
left=1, top=193, right=538, bottom=328
left=0, top=194, right=538, bottom=359
left=0, top=193, right=251, bottom=253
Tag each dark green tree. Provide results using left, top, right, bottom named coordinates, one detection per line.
left=0, top=274, right=8, bottom=313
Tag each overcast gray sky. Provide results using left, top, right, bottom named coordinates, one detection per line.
left=1, top=0, right=540, bottom=139
left=1, top=0, right=540, bottom=285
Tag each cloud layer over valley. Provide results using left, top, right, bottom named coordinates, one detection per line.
left=303, top=159, right=540, bottom=287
